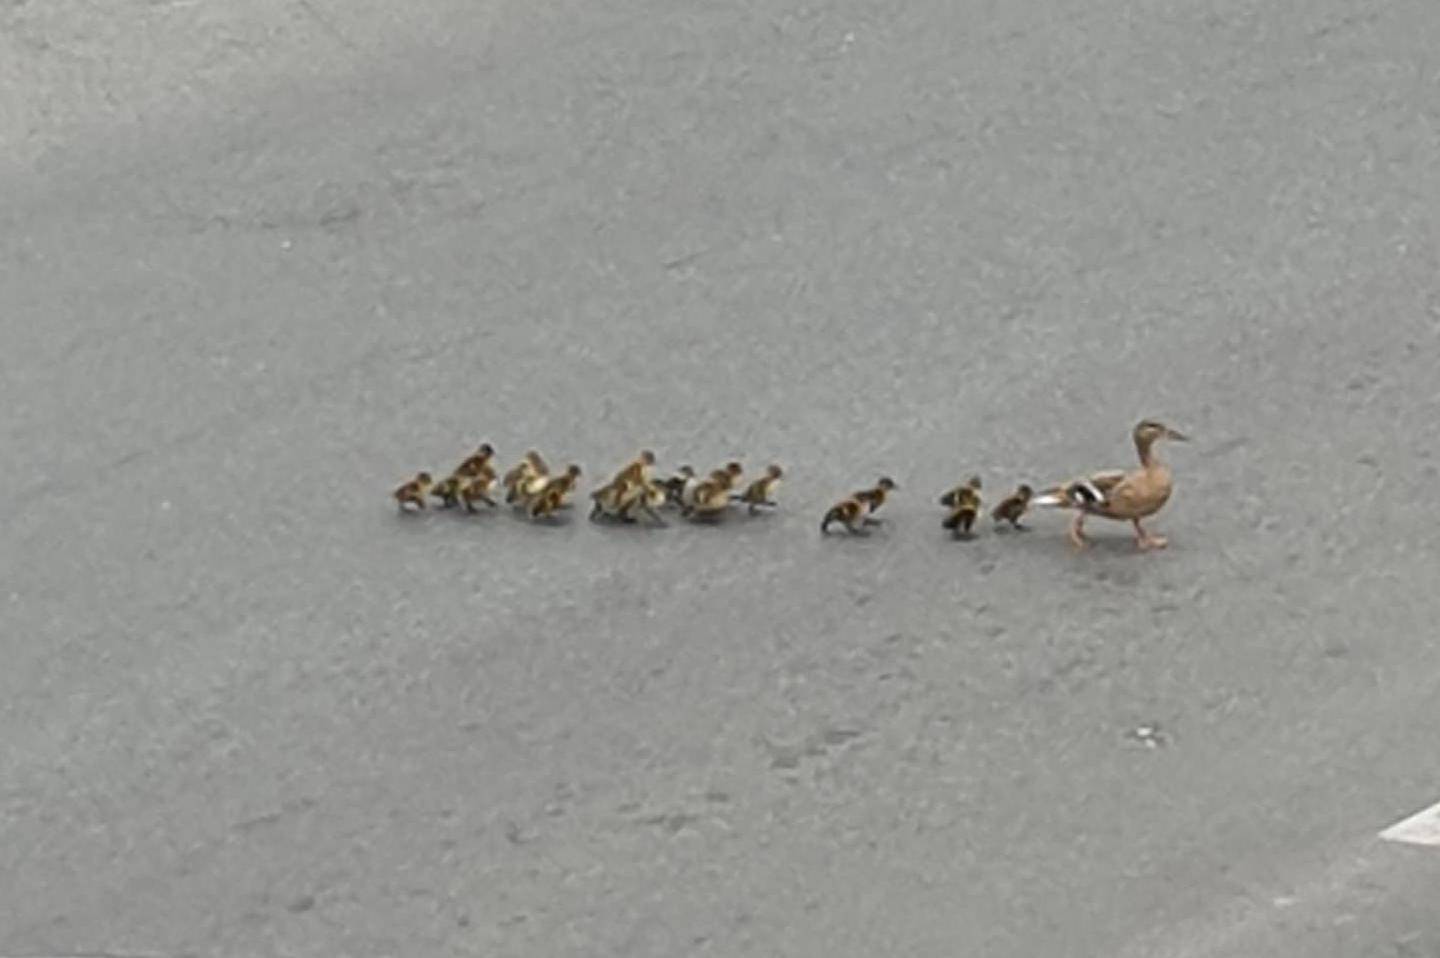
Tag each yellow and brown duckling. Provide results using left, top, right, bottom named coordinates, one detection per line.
left=685, top=461, right=744, bottom=519
left=529, top=464, right=583, bottom=520
left=940, top=475, right=983, bottom=539
left=589, top=475, right=664, bottom=525
left=610, top=449, right=657, bottom=487
left=393, top=471, right=434, bottom=512
left=459, top=471, right=499, bottom=511
left=452, top=443, right=497, bottom=480
left=589, top=476, right=629, bottom=521
left=429, top=473, right=466, bottom=509
left=503, top=449, right=550, bottom=505
left=1032, top=419, right=1189, bottom=551
left=822, top=477, right=896, bottom=535
left=735, top=464, right=784, bottom=515
left=591, top=450, right=665, bottom=524
left=854, top=476, right=897, bottom=516
left=618, top=474, right=669, bottom=525
left=991, top=483, right=1034, bottom=530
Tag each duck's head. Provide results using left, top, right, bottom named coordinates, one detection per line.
left=1016, top=483, right=1034, bottom=499
left=877, top=476, right=897, bottom=491
left=477, top=443, right=495, bottom=457
left=1135, top=420, right=1188, bottom=446
left=416, top=471, right=433, bottom=484
left=767, top=464, right=784, bottom=478
left=566, top=464, right=582, bottom=478
left=968, top=475, right=983, bottom=489
left=639, top=449, right=656, bottom=465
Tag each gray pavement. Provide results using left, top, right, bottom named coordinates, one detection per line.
left=4, top=0, right=1440, bottom=955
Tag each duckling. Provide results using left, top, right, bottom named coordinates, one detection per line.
left=821, top=496, right=869, bottom=535
left=618, top=476, right=668, bottom=526
left=429, top=473, right=465, bottom=509
left=610, top=449, right=657, bottom=487
left=592, top=450, right=661, bottom=522
left=735, top=464, right=784, bottom=515
left=503, top=450, right=549, bottom=505
left=941, top=475, right=983, bottom=539
left=529, top=464, right=582, bottom=520
left=393, top=471, right=433, bottom=512
left=991, top=483, right=1034, bottom=530
left=853, top=476, right=897, bottom=523
left=822, top=477, right=896, bottom=535
left=452, top=443, right=497, bottom=480
left=589, top=477, right=628, bottom=521
left=685, top=462, right=743, bottom=518
left=660, top=465, right=697, bottom=508
left=1032, top=419, right=1189, bottom=550
left=460, top=472, right=499, bottom=511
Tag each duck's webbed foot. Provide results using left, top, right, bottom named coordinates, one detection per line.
left=1132, top=519, right=1168, bottom=551
left=1068, top=513, right=1090, bottom=550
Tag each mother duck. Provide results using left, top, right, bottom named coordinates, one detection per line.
left=1032, top=419, right=1189, bottom=551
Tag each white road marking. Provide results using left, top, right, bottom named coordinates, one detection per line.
left=1380, top=799, right=1440, bottom=847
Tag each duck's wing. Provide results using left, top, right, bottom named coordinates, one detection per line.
left=1032, top=469, right=1128, bottom=508
left=1090, top=465, right=1174, bottom=518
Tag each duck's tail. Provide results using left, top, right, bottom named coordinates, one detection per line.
left=1030, top=487, right=1071, bottom=508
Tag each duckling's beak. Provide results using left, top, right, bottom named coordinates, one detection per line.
left=1166, top=428, right=1189, bottom=442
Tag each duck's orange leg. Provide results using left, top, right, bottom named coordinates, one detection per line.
left=1132, top=519, right=1168, bottom=550
left=1068, top=513, right=1089, bottom=550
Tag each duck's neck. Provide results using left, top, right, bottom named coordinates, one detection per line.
left=1136, top=437, right=1162, bottom=469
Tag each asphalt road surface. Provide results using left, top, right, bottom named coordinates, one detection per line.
left=4, top=0, right=1440, bottom=955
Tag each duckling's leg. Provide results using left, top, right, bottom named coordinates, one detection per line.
left=847, top=519, right=871, bottom=536
left=1132, top=519, right=1168, bottom=550
left=1068, top=513, right=1089, bottom=549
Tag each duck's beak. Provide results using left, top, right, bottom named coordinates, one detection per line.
left=1166, top=427, right=1190, bottom=442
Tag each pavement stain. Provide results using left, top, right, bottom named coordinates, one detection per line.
left=759, top=724, right=868, bottom=770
